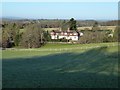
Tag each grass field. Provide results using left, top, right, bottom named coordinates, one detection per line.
left=2, top=42, right=119, bottom=88
left=77, top=26, right=116, bottom=31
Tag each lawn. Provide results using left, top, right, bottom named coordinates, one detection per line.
left=2, top=42, right=119, bottom=88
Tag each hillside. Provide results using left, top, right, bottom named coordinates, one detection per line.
left=2, top=42, right=119, bottom=88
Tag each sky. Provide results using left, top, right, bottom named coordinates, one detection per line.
left=1, top=2, right=118, bottom=20
left=1, top=0, right=119, bottom=2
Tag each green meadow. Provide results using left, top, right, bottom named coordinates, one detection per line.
left=2, top=42, right=119, bottom=88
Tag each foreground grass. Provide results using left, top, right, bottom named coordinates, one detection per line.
left=2, top=42, right=119, bottom=88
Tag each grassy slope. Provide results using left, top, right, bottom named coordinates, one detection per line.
left=2, top=42, right=118, bottom=59
left=2, top=42, right=119, bottom=88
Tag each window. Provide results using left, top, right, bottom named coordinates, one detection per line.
left=64, top=33, right=67, bottom=35
left=74, top=33, right=77, bottom=35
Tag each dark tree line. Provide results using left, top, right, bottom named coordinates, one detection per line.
left=1, top=23, right=50, bottom=48
left=2, top=19, right=118, bottom=29
left=2, top=23, right=21, bottom=48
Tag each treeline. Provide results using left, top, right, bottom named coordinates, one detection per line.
left=1, top=23, right=51, bottom=48
left=79, top=29, right=119, bottom=44
left=2, top=19, right=119, bottom=29
left=1, top=18, right=77, bottom=48
left=77, top=20, right=118, bottom=27
left=79, top=21, right=119, bottom=44
left=1, top=18, right=119, bottom=48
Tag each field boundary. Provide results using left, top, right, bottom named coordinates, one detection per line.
left=4, top=43, right=118, bottom=52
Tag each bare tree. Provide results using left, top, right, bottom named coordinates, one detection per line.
left=21, top=24, right=45, bottom=48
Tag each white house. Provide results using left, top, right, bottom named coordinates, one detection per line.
left=50, top=29, right=83, bottom=41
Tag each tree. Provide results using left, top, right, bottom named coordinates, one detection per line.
left=2, top=23, right=20, bottom=48
left=61, top=20, right=69, bottom=31
left=79, top=30, right=110, bottom=44
left=92, top=21, right=100, bottom=31
left=113, top=26, right=120, bottom=42
left=43, top=30, right=51, bottom=41
left=2, top=29, right=10, bottom=48
left=69, top=18, right=77, bottom=30
left=14, top=30, right=22, bottom=46
left=21, top=24, right=45, bottom=48
left=12, top=23, right=21, bottom=46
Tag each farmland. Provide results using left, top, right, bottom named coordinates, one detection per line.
left=19, top=26, right=116, bottom=33
left=2, top=42, right=119, bottom=88
left=77, top=26, right=116, bottom=31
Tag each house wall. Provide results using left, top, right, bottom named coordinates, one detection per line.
left=50, top=31, right=81, bottom=41
left=51, top=35, right=79, bottom=41
left=59, top=36, right=67, bottom=39
left=51, top=35, right=58, bottom=39
left=65, top=36, right=78, bottom=41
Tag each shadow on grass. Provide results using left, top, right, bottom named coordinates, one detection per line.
left=2, top=46, right=119, bottom=88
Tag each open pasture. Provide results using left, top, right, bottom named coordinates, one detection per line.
left=2, top=42, right=119, bottom=88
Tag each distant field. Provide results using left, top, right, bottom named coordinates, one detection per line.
left=43, top=26, right=116, bottom=32
left=19, top=26, right=116, bottom=33
left=77, top=26, right=116, bottom=31
left=19, top=29, right=25, bottom=33
left=20, top=28, right=59, bottom=33
left=43, top=28, right=59, bottom=31
left=2, top=42, right=119, bottom=88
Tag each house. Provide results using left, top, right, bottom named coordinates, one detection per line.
left=50, top=28, right=83, bottom=41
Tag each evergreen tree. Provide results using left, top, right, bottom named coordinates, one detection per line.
left=69, top=18, right=77, bottom=30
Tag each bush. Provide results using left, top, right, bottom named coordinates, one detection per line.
left=79, top=30, right=113, bottom=44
